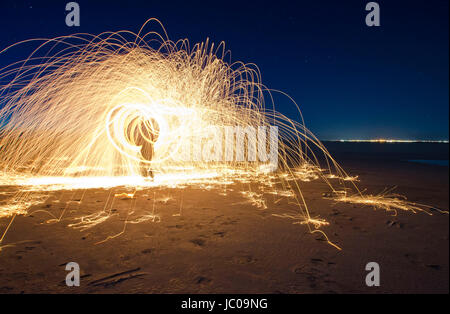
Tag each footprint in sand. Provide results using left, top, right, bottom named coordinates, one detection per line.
left=141, top=248, right=153, bottom=254
left=231, top=255, right=257, bottom=265
left=213, top=231, right=226, bottom=238
left=190, top=238, right=206, bottom=247
left=195, top=276, right=212, bottom=285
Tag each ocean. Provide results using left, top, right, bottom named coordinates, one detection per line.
left=320, top=142, right=449, bottom=166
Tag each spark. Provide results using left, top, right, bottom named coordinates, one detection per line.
left=329, top=188, right=448, bottom=216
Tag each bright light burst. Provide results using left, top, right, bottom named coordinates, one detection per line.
left=0, top=19, right=442, bottom=249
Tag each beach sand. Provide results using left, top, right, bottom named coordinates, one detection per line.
left=0, top=157, right=448, bottom=294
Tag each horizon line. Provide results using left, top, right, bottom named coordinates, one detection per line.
left=321, top=139, right=449, bottom=143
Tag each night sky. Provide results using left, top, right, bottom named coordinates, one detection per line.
left=0, top=0, right=448, bottom=140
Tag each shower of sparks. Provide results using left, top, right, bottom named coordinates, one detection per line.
left=330, top=188, right=448, bottom=216
left=0, top=19, right=444, bottom=250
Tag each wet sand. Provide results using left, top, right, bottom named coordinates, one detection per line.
left=0, top=157, right=448, bottom=294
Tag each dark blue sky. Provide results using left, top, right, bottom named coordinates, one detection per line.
left=0, top=0, right=448, bottom=140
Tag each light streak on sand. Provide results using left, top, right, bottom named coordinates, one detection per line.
left=3, top=171, right=221, bottom=191
left=0, top=19, right=446, bottom=250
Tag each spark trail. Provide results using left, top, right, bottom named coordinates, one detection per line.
left=0, top=19, right=441, bottom=249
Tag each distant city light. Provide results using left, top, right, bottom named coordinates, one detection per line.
left=331, top=139, right=449, bottom=144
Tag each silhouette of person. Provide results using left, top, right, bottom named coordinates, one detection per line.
left=126, top=117, right=159, bottom=178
